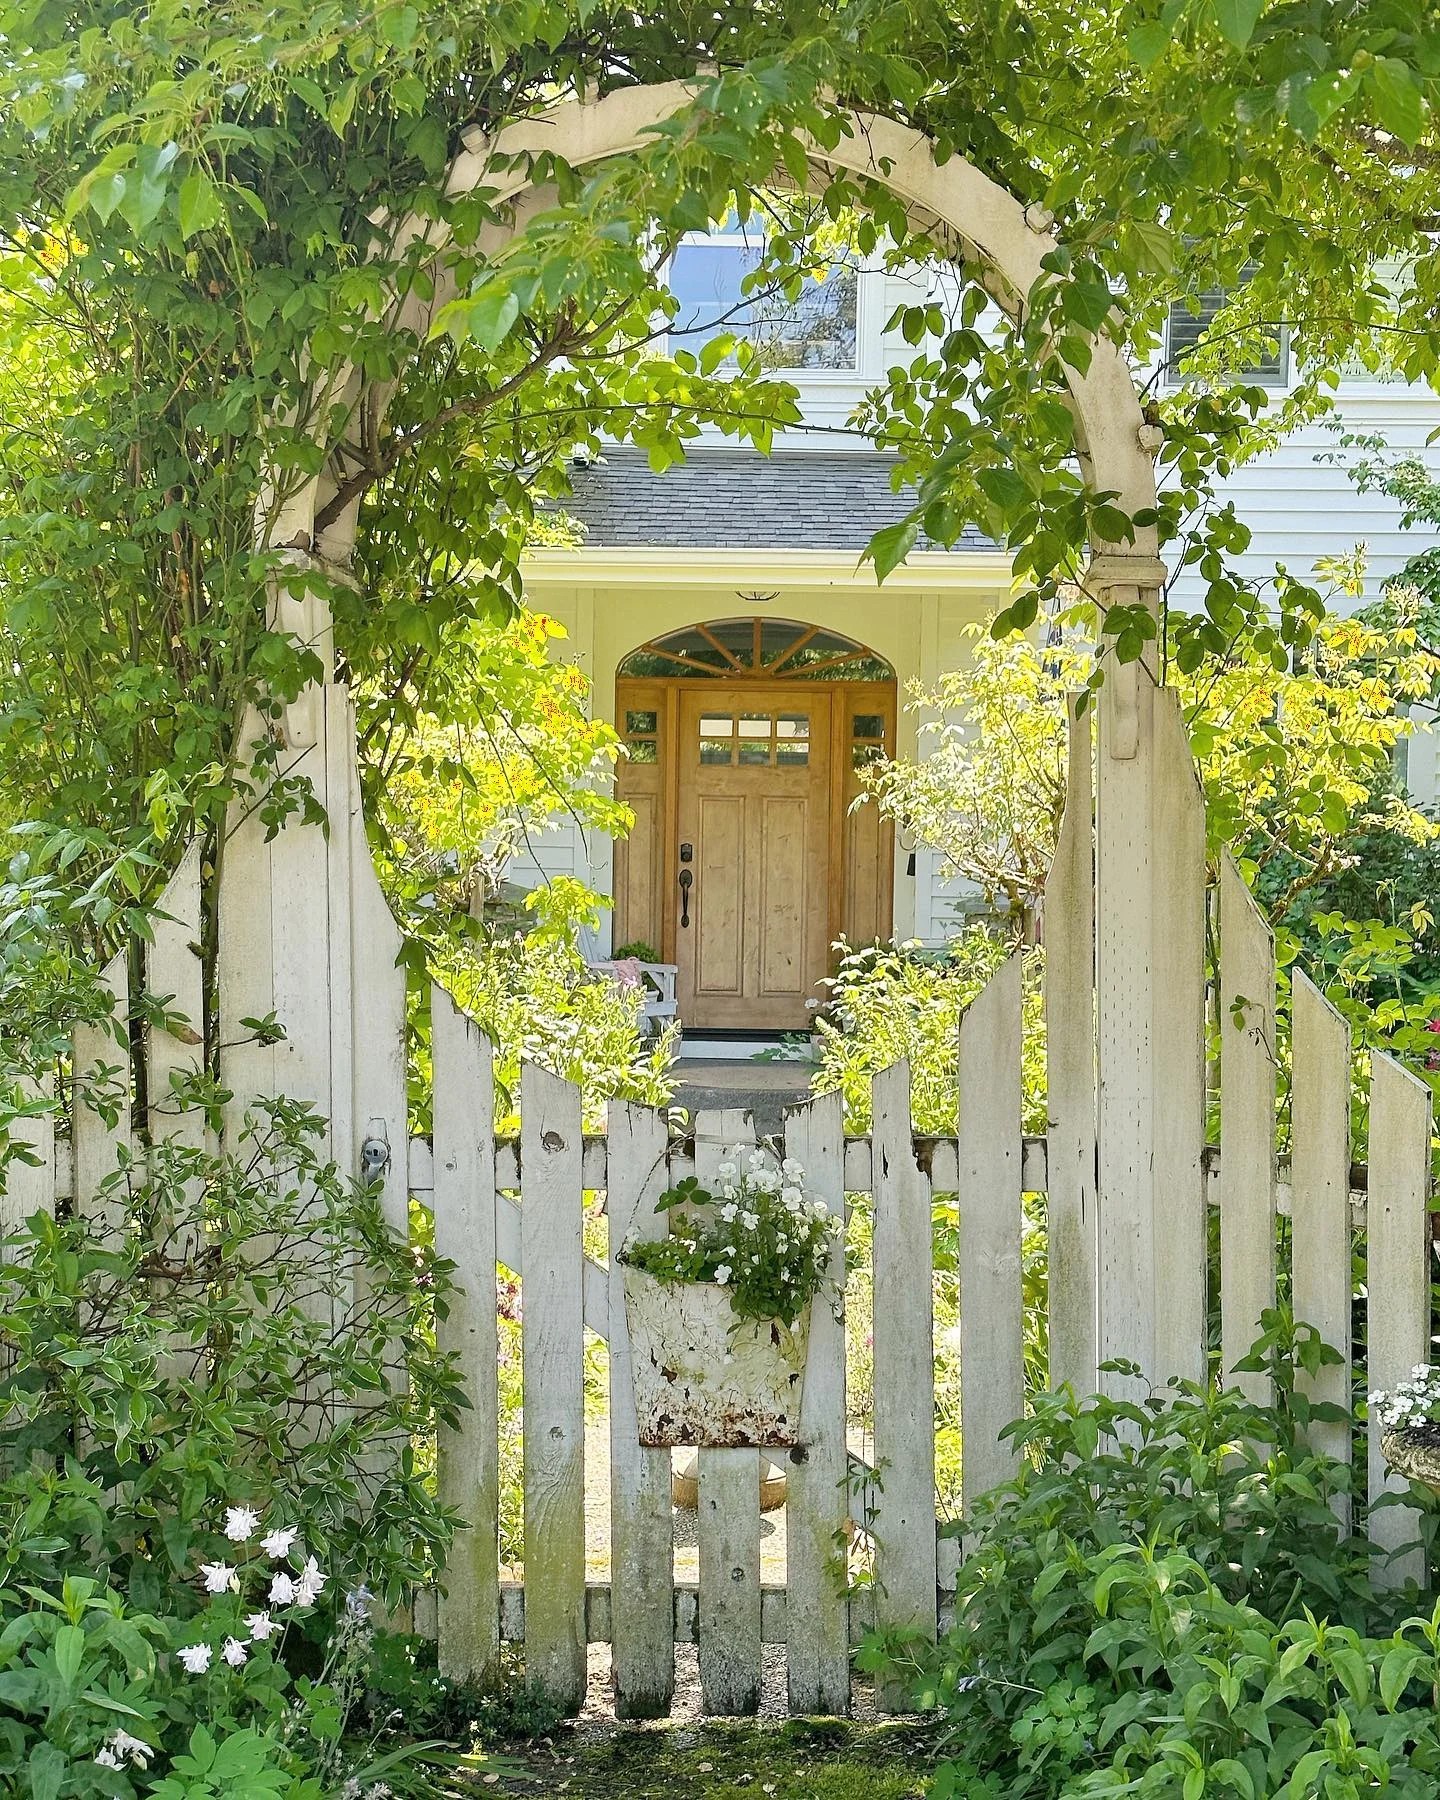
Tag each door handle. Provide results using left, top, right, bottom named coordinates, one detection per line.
left=678, top=867, right=694, bottom=928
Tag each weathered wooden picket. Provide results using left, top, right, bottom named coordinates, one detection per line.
left=5, top=674, right=1436, bottom=1719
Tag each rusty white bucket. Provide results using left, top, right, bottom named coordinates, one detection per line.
left=622, top=1266, right=810, bottom=1448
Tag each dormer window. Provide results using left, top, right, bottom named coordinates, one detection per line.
left=667, top=221, right=861, bottom=373
left=1164, top=269, right=1290, bottom=388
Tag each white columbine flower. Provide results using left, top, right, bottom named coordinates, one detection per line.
left=109, top=1730, right=151, bottom=1768
left=222, top=1637, right=249, bottom=1668
left=96, top=1746, right=124, bottom=1770
left=294, top=1557, right=327, bottom=1606
left=199, top=1561, right=236, bottom=1595
left=269, top=1572, right=297, bottom=1605
left=714, top=1264, right=732, bottom=1285
left=246, top=1611, right=278, bottom=1641
left=224, top=1505, right=261, bottom=1543
left=261, top=1526, right=298, bottom=1560
left=177, top=1643, right=212, bottom=1674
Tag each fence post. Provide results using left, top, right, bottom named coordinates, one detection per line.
left=1045, top=697, right=1097, bottom=1396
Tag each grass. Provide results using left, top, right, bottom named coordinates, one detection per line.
left=480, top=1718, right=933, bottom=1798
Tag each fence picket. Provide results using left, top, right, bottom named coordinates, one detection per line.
left=958, top=956, right=1024, bottom=1531
left=520, top=1062, right=588, bottom=1713
left=1218, top=855, right=1277, bottom=1402
left=432, top=990, right=500, bottom=1683
left=1095, top=668, right=1156, bottom=1385
left=1151, top=690, right=1207, bottom=1385
left=870, top=1061, right=935, bottom=1709
left=72, top=949, right=130, bottom=1244
left=694, top=1107, right=761, bottom=1717
left=1045, top=697, right=1097, bottom=1395
left=783, top=1089, right=850, bottom=1716
left=1367, top=1052, right=1432, bottom=1587
left=1290, top=971, right=1353, bottom=1521
left=607, top=1099, right=675, bottom=1720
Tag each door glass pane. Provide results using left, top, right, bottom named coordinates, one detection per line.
left=699, top=714, right=733, bottom=736
left=852, top=714, right=886, bottom=740
left=776, top=713, right=810, bottom=740
left=625, top=710, right=658, bottom=736
left=699, top=739, right=734, bottom=765
left=776, top=741, right=809, bottom=767
left=738, top=740, right=771, bottom=766
left=626, top=739, right=658, bottom=764
left=738, top=713, right=771, bottom=737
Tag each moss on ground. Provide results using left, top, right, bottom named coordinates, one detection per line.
left=483, top=1718, right=932, bottom=1798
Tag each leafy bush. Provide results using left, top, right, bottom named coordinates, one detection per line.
left=0, top=1095, right=469, bottom=1793
left=812, top=934, right=1046, bottom=1137
left=859, top=1317, right=1440, bottom=1799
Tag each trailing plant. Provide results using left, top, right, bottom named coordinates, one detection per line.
left=619, top=1152, right=839, bottom=1329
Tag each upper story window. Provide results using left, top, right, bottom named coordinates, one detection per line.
left=1163, top=271, right=1290, bottom=388
left=667, top=222, right=861, bottom=373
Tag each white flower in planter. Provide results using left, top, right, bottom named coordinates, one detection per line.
left=714, top=1264, right=732, bottom=1284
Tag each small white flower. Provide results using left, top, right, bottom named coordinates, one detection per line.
left=776, top=1235, right=789, bottom=1252
left=96, top=1747, right=124, bottom=1770
left=740, top=1211, right=759, bottom=1230
left=246, top=1611, right=278, bottom=1641
left=224, top=1505, right=261, bottom=1542
left=199, top=1561, right=236, bottom=1594
left=269, top=1572, right=297, bottom=1605
left=261, top=1527, right=298, bottom=1560
left=780, top=1186, right=803, bottom=1207
left=109, top=1730, right=151, bottom=1768
left=714, top=1264, right=731, bottom=1285
left=222, top=1636, right=249, bottom=1668
left=720, top=1203, right=737, bottom=1222
left=781, top=1157, right=804, bottom=1178
left=294, top=1557, right=327, bottom=1606
left=717, top=1162, right=737, bottom=1181
left=177, top=1643, right=212, bottom=1674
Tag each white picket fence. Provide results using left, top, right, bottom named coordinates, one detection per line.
left=3, top=678, right=1436, bottom=1719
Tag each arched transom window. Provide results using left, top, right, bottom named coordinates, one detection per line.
left=618, top=616, right=893, bottom=682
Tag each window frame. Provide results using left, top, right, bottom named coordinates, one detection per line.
left=662, top=222, right=881, bottom=382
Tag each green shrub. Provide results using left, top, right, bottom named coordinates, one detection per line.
left=0, top=1097, right=467, bottom=1794
left=812, top=933, right=1046, bottom=1136
left=858, top=1316, right=1440, bottom=1799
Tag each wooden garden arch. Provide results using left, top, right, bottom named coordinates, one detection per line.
left=223, top=80, right=1189, bottom=1394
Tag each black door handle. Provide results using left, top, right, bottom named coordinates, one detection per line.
left=678, top=867, right=694, bottom=928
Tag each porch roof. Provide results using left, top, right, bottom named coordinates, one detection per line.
left=550, top=447, right=997, bottom=553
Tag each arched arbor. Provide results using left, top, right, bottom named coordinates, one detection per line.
left=221, top=81, right=1193, bottom=1399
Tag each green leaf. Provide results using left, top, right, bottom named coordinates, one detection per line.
left=28, top=1743, right=65, bottom=1800
left=1379, top=1643, right=1424, bottom=1710
left=464, top=288, right=521, bottom=350
left=865, top=519, right=918, bottom=581
left=1126, top=21, right=1171, bottom=67
left=1211, top=0, right=1262, bottom=49
left=53, top=1622, right=85, bottom=1686
left=178, top=170, right=224, bottom=240
left=1369, top=59, right=1426, bottom=147
left=977, top=465, right=1029, bottom=512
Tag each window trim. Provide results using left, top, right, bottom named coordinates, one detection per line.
left=1161, top=285, right=1292, bottom=391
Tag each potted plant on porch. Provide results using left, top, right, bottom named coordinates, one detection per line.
left=1372, top=1367, right=1440, bottom=1492
left=619, top=1149, right=839, bottom=1448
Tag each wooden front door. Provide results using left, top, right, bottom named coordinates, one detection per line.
left=675, top=687, right=832, bottom=1029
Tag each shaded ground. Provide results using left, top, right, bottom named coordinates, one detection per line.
left=475, top=1716, right=934, bottom=1798
left=669, top=1059, right=817, bottom=1141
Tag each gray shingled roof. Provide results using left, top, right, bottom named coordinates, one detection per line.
left=551, top=447, right=996, bottom=553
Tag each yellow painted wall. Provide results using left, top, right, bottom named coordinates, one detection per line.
left=518, top=560, right=1009, bottom=949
